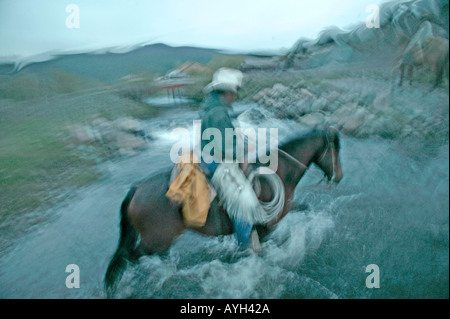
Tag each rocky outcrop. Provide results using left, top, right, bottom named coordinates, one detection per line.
left=66, top=116, right=149, bottom=156
left=237, top=107, right=272, bottom=124
left=253, top=84, right=319, bottom=118
left=252, top=82, right=445, bottom=139
left=240, top=57, right=284, bottom=71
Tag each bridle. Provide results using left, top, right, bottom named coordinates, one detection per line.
left=278, top=130, right=338, bottom=186
left=318, top=131, right=338, bottom=184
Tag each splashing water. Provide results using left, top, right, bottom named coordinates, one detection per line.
left=0, top=104, right=447, bottom=299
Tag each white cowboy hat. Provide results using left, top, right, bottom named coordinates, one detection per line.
left=203, top=67, right=243, bottom=94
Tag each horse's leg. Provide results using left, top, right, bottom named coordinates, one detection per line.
left=136, top=221, right=185, bottom=256
left=408, top=65, right=414, bottom=86
left=434, top=63, right=444, bottom=88
left=398, top=64, right=405, bottom=87
left=254, top=224, right=275, bottom=242
left=104, top=186, right=141, bottom=296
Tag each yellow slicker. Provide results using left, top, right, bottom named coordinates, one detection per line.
left=166, top=152, right=216, bottom=227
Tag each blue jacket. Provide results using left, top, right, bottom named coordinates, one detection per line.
left=200, top=91, right=237, bottom=162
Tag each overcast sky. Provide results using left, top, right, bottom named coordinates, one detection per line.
left=0, top=0, right=387, bottom=61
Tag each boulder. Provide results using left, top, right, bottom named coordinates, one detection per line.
left=66, top=124, right=97, bottom=144
left=330, top=103, right=359, bottom=126
left=311, top=96, right=329, bottom=112
left=254, top=83, right=291, bottom=104
left=271, top=83, right=290, bottom=98
left=113, top=117, right=145, bottom=135
left=116, top=131, right=147, bottom=155
left=90, top=119, right=115, bottom=143
left=237, top=107, right=270, bottom=124
left=91, top=117, right=111, bottom=128
left=299, top=112, right=325, bottom=127
left=322, top=90, right=342, bottom=112
left=373, top=91, right=392, bottom=111
left=299, top=88, right=317, bottom=100
left=252, top=88, right=272, bottom=102
left=293, top=98, right=312, bottom=115
left=341, top=108, right=370, bottom=134
left=327, top=103, right=374, bottom=135
left=66, top=116, right=148, bottom=156
left=323, top=90, right=340, bottom=104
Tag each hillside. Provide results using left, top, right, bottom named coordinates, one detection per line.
left=0, top=43, right=218, bottom=83
left=285, top=0, right=449, bottom=69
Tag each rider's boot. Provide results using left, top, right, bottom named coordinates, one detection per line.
left=250, top=228, right=262, bottom=254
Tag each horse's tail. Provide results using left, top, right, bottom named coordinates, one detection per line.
left=104, top=185, right=139, bottom=297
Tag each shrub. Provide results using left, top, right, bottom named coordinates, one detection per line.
left=0, top=73, right=44, bottom=101
left=49, top=70, right=84, bottom=94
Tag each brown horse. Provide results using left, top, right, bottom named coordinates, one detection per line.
left=398, top=36, right=449, bottom=88
left=104, top=128, right=343, bottom=295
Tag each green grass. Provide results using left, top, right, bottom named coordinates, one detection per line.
left=0, top=80, right=159, bottom=244
left=0, top=68, right=100, bottom=101
left=0, top=114, right=92, bottom=215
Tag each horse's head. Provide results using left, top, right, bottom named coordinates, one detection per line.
left=314, top=128, right=343, bottom=184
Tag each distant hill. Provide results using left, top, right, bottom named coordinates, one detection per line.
left=0, top=43, right=219, bottom=84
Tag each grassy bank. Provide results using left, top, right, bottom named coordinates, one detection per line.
left=0, top=84, right=158, bottom=247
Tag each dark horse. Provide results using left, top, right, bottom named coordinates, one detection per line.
left=104, top=128, right=343, bottom=295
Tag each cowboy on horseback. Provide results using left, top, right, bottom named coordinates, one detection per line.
left=199, top=67, right=263, bottom=252
left=104, top=110, right=343, bottom=294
